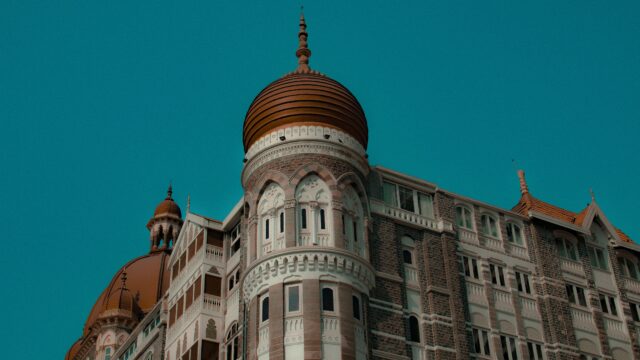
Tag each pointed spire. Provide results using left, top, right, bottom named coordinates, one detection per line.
left=295, top=8, right=312, bottom=72
left=517, top=170, right=529, bottom=195
left=166, top=183, right=173, bottom=200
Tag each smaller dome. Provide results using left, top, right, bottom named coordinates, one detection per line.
left=153, top=185, right=182, bottom=218
left=100, top=272, right=141, bottom=318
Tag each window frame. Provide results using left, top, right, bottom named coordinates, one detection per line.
left=321, top=285, right=336, bottom=313
left=515, top=271, right=532, bottom=295
left=286, top=284, right=301, bottom=315
left=470, top=327, right=491, bottom=356
left=260, top=294, right=270, bottom=323
left=455, top=205, right=474, bottom=230
left=500, top=334, right=519, bottom=360
left=587, top=245, right=608, bottom=270
left=407, top=315, right=420, bottom=343
left=555, top=237, right=579, bottom=261
left=382, top=181, right=435, bottom=218
left=526, top=341, right=544, bottom=360
left=505, top=222, right=524, bottom=246
left=566, top=284, right=588, bottom=307
left=461, top=255, right=480, bottom=280
left=490, top=263, right=506, bottom=287
left=599, top=293, right=618, bottom=316
left=480, top=213, right=500, bottom=238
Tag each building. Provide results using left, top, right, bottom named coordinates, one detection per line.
left=66, top=14, right=640, bottom=360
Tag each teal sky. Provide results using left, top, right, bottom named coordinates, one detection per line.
left=1, top=1, right=639, bottom=358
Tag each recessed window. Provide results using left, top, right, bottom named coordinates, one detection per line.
left=383, top=181, right=398, bottom=207
left=527, top=342, right=544, bottom=360
left=287, top=285, right=300, bottom=313
left=599, top=294, right=618, bottom=316
left=461, top=256, right=479, bottom=279
left=566, top=284, right=587, bottom=307
left=342, top=214, right=346, bottom=234
left=279, top=212, right=284, bottom=233
left=490, top=264, right=506, bottom=287
left=403, top=250, right=413, bottom=265
left=618, top=257, right=639, bottom=279
left=407, top=316, right=420, bottom=342
left=500, top=335, right=518, bottom=360
left=261, top=296, right=270, bottom=322
left=506, top=223, right=523, bottom=245
left=352, top=221, right=358, bottom=242
left=456, top=206, right=473, bottom=230
left=322, top=287, right=334, bottom=312
left=105, top=347, right=112, bottom=360
left=588, top=246, right=607, bottom=270
left=480, top=214, right=499, bottom=238
left=352, top=296, right=361, bottom=320
left=630, top=302, right=640, bottom=322
left=264, top=219, right=270, bottom=240
left=320, top=209, right=326, bottom=230
left=471, top=328, right=491, bottom=356
left=301, top=208, right=307, bottom=229
left=515, top=271, right=531, bottom=294
left=398, top=186, right=415, bottom=212
left=555, top=238, right=578, bottom=261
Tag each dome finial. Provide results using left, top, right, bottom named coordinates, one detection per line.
left=166, top=182, right=173, bottom=200
left=295, top=8, right=312, bottom=72
left=120, top=268, right=128, bottom=290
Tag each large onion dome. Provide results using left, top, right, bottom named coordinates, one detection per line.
left=242, top=13, right=368, bottom=152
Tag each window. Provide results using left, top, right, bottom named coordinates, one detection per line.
left=630, top=302, right=640, bottom=322
left=515, top=272, right=532, bottom=294
left=264, top=219, right=270, bottom=240
left=526, top=342, right=544, bottom=360
left=403, top=249, right=413, bottom=265
left=618, top=257, right=639, bottom=279
left=105, top=347, right=112, bottom=360
left=506, top=223, right=523, bottom=245
left=470, top=328, right=491, bottom=356
left=301, top=208, right=307, bottom=229
left=287, top=285, right=300, bottom=313
left=398, top=186, right=415, bottom=212
left=555, top=238, right=578, bottom=261
left=566, top=284, right=587, bottom=307
left=383, top=181, right=398, bottom=207
left=226, top=323, right=239, bottom=360
left=352, top=296, right=361, bottom=320
left=418, top=193, right=434, bottom=218
left=261, top=296, right=269, bottom=322
left=490, top=264, right=506, bottom=287
left=229, top=223, right=241, bottom=256
left=279, top=212, right=284, bottom=233
left=588, top=246, right=607, bottom=270
left=322, top=287, right=335, bottom=312
left=408, top=316, right=420, bottom=342
left=599, top=294, right=618, bottom=316
left=320, top=209, right=326, bottom=230
left=352, top=221, right=358, bottom=242
left=481, top=214, right=499, bottom=238
left=456, top=206, right=473, bottom=230
left=461, top=256, right=479, bottom=279
left=500, top=335, right=518, bottom=360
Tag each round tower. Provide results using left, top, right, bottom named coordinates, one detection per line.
left=240, top=13, right=375, bottom=360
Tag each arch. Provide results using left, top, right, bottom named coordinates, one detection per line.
left=611, top=347, right=631, bottom=360
left=343, top=185, right=366, bottom=255
left=296, top=174, right=333, bottom=247
left=251, top=169, right=290, bottom=207
left=261, top=295, right=270, bottom=322
left=290, top=163, right=338, bottom=191
left=257, top=182, right=285, bottom=256
left=337, top=172, right=371, bottom=215
left=401, top=235, right=416, bottom=247
left=454, top=204, right=474, bottom=230
left=525, top=327, right=542, bottom=342
left=470, top=312, right=488, bottom=327
left=407, top=315, right=420, bottom=342
left=577, top=339, right=599, bottom=355
left=498, top=320, right=516, bottom=335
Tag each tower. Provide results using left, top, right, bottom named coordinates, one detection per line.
left=240, top=13, right=375, bottom=360
left=147, top=184, right=183, bottom=251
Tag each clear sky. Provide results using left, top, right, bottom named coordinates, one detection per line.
left=1, top=0, right=639, bottom=358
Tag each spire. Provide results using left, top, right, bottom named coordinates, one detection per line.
left=295, top=9, right=312, bottom=72
left=517, top=170, right=529, bottom=195
left=590, top=188, right=596, bottom=202
left=166, top=183, right=173, bottom=200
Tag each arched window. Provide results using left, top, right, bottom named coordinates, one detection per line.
left=506, top=223, right=523, bottom=245
left=226, top=323, right=239, bottom=360
left=456, top=206, right=473, bottom=230
left=343, top=186, right=365, bottom=255
left=480, top=214, right=499, bottom=238
left=257, top=183, right=285, bottom=255
left=279, top=211, right=284, bottom=233
left=261, top=296, right=269, bottom=322
left=322, top=287, right=335, bottom=312
left=403, top=249, right=413, bottom=265
left=555, top=236, right=578, bottom=261
left=352, top=295, right=361, bottom=320
left=296, top=175, right=332, bottom=246
left=408, top=316, right=420, bottom=342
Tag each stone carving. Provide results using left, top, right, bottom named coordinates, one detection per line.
left=206, top=319, right=217, bottom=339
left=296, top=175, right=330, bottom=203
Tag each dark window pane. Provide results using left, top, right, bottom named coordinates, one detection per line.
left=472, top=329, right=480, bottom=353
left=577, top=287, right=587, bottom=307
left=280, top=212, right=284, bottom=233
left=265, top=219, right=269, bottom=239
left=524, top=274, right=531, bottom=294
left=322, top=288, right=334, bottom=311
left=352, top=296, right=361, bottom=320
left=472, top=259, right=479, bottom=279
left=516, top=272, right=523, bottom=292
left=399, top=186, right=415, bottom=212
left=301, top=209, right=307, bottom=229
left=631, top=304, right=639, bottom=322
left=353, top=221, right=358, bottom=242
left=288, top=286, right=300, bottom=312
left=408, top=316, right=420, bottom=342
left=609, top=297, right=617, bottom=316
left=261, top=297, right=269, bottom=322
left=483, top=330, right=490, bottom=355
left=403, top=250, right=413, bottom=265
left=320, top=209, right=326, bottom=229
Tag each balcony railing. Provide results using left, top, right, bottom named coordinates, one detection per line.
left=625, top=277, right=640, bottom=294
left=570, top=307, right=595, bottom=330
left=205, top=245, right=223, bottom=262
left=519, top=296, right=539, bottom=318
left=203, top=294, right=221, bottom=313
left=466, top=282, right=487, bottom=304
left=370, top=200, right=442, bottom=231
left=603, top=317, right=627, bottom=339
left=560, top=258, right=584, bottom=276
left=404, top=265, right=419, bottom=284
left=458, top=228, right=479, bottom=245
left=508, top=244, right=529, bottom=259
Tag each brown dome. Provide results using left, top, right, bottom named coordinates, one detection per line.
left=242, top=13, right=368, bottom=152
left=243, top=71, right=368, bottom=152
left=81, top=251, right=170, bottom=335
left=153, top=185, right=181, bottom=218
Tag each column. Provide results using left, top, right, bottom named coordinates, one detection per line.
left=303, top=279, right=322, bottom=360
left=269, top=283, right=285, bottom=360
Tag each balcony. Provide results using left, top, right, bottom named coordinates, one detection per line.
left=625, top=277, right=640, bottom=295
left=458, top=228, right=479, bottom=245
left=404, top=265, right=419, bottom=284
left=203, top=294, right=222, bottom=313
left=370, top=200, right=446, bottom=232
left=205, top=245, right=223, bottom=263
left=570, top=307, right=596, bottom=331
left=493, top=288, right=513, bottom=311
left=518, top=296, right=539, bottom=319
left=508, top=244, right=529, bottom=259
left=603, top=316, right=627, bottom=339
left=480, top=235, right=503, bottom=252
left=465, top=282, right=487, bottom=304
left=560, top=258, right=584, bottom=276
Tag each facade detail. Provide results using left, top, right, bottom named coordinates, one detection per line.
left=66, top=14, right=640, bottom=360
